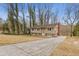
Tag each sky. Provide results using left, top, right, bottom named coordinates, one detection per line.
left=0, top=3, right=78, bottom=24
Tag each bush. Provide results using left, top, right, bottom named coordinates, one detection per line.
left=73, top=22, right=79, bottom=36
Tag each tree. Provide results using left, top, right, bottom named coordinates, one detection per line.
left=7, top=4, right=15, bottom=34
left=37, top=4, right=53, bottom=25
left=73, top=9, right=79, bottom=36
left=6, top=3, right=21, bottom=34
left=63, top=5, right=79, bottom=36
left=38, top=4, right=46, bottom=26
left=21, top=4, right=26, bottom=34
left=44, top=4, right=52, bottom=25
left=39, top=10, right=45, bottom=25
left=0, top=18, right=4, bottom=33
left=3, top=20, right=10, bottom=33
left=32, top=5, right=36, bottom=27
left=14, top=3, right=20, bottom=34
left=28, top=4, right=33, bottom=34
left=73, top=21, right=79, bottom=36
left=51, top=11, right=58, bottom=25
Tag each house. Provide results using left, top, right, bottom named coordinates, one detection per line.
left=31, top=23, right=60, bottom=36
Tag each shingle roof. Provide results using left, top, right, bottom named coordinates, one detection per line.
left=31, top=24, right=57, bottom=29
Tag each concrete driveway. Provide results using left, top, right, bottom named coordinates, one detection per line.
left=0, top=36, right=65, bottom=56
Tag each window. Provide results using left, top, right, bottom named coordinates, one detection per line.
left=37, top=28, right=40, bottom=31
left=48, top=28, right=51, bottom=31
left=32, top=28, right=34, bottom=31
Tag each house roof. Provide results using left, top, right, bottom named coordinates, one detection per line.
left=31, top=24, right=57, bottom=29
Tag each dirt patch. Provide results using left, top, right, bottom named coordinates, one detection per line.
left=51, top=36, right=79, bottom=56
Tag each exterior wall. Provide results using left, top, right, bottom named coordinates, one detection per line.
left=59, top=25, right=71, bottom=36
left=53, top=24, right=59, bottom=36
left=31, top=25, right=58, bottom=36
left=31, top=28, right=55, bottom=35
left=0, top=26, right=2, bottom=30
left=31, top=24, right=72, bottom=36
left=0, top=20, right=3, bottom=31
left=0, top=25, right=3, bottom=33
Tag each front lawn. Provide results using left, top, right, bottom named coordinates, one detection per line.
left=0, top=34, right=46, bottom=45
left=51, top=36, right=79, bottom=56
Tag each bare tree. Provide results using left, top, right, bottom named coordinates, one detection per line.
left=14, top=3, right=20, bottom=34
left=44, top=4, right=52, bottom=25
left=28, top=4, right=33, bottom=34
left=31, top=4, right=36, bottom=27
left=7, top=4, right=15, bottom=34
left=63, top=5, right=79, bottom=36
left=37, top=4, right=53, bottom=25
left=0, top=18, right=4, bottom=33
left=51, top=11, right=58, bottom=25
left=21, top=4, right=26, bottom=34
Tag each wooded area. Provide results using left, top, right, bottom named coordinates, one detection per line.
left=0, top=3, right=79, bottom=36
left=1, top=4, right=58, bottom=35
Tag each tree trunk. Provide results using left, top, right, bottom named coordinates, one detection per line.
left=71, top=25, right=73, bottom=37
left=15, top=3, right=19, bottom=34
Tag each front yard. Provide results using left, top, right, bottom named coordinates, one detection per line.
left=51, top=36, right=79, bottom=56
left=0, top=34, right=46, bottom=45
